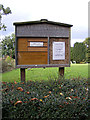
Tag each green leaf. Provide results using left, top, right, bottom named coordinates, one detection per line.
left=4, top=7, right=11, bottom=14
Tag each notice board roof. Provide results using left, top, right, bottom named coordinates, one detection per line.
left=13, top=19, right=73, bottom=27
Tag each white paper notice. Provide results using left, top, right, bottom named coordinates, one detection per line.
left=30, top=42, right=43, bottom=47
left=53, top=42, right=65, bottom=60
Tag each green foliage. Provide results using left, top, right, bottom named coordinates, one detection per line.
left=1, top=33, right=15, bottom=59
left=2, top=78, right=89, bottom=119
left=2, top=56, right=15, bottom=73
left=73, top=42, right=86, bottom=63
left=83, top=38, right=90, bottom=63
left=0, top=4, right=11, bottom=31
left=70, top=47, right=74, bottom=62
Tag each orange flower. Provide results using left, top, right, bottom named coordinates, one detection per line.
left=14, top=101, right=22, bottom=106
left=20, top=88, right=24, bottom=91
left=26, top=91, right=30, bottom=94
left=64, top=102, right=69, bottom=105
left=17, top=87, right=22, bottom=90
left=17, top=87, right=24, bottom=91
left=31, top=98, right=38, bottom=101
left=21, top=82, right=24, bottom=84
left=44, top=95, right=49, bottom=98
left=44, top=96, right=48, bottom=98
left=48, top=91, right=51, bottom=94
left=66, top=97, right=72, bottom=100
left=14, top=81, right=17, bottom=84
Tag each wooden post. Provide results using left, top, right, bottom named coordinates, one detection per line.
left=20, top=68, right=25, bottom=82
left=59, top=67, right=64, bottom=77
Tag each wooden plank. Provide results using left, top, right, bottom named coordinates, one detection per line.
left=59, top=67, right=64, bottom=76
left=20, top=68, right=25, bottom=81
left=18, top=38, right=28, bottom=51
left=18, top=52, right=48, bottom=65
left=16, top=64, right=69, bottom=68
left=27, top=38, right=48, bottom=42
left=27, top=47, right=47, bottom=52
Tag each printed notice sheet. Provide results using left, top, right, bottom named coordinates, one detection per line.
left=53, top=42, right=65, bottom=60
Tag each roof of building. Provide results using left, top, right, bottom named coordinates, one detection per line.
left=13, top=19, right=73, bottom=27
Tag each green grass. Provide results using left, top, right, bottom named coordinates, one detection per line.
left=2, top=64, right=88, bottom=82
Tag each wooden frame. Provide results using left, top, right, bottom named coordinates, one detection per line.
left=14, top=19, right=73, bottom=68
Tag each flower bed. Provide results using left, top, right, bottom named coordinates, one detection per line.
left=2, top=78, right=89, bottom=119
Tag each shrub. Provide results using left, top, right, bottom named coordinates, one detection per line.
left=2, top=56, right=15, bottom=73
left=2, top=78, right=89, bottom=119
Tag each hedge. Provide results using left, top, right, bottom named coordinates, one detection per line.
left=2, top=78, right=89, bottom=119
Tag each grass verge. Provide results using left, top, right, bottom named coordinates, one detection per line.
left=2, top=64, right=88, bottom=82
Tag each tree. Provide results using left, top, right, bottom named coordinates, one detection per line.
left=83, top=37, right=90, bottom=63
left=70, top=47, right=74, bottom=62
left=0, top=4, right=11, bottom=30
left=1, top=33, right=15, bottom=59
left=73, top=42, right=86, bottom=63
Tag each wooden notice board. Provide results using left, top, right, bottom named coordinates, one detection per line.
left=14, top=19, right=73, bottom=68
left=17, top=38, right=48, bottom=65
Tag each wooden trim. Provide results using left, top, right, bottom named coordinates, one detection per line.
left=48, top=37, right=50, bottom=64
left=15, top=26, right=18, bottom=66
left=28, top=39, right=48, bottom=42
left=69, top=28, right=71, bottom=67
left=16, top=64, right=70, bottom=68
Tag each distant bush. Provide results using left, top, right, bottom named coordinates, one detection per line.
left=2, top=56, right=15, bottom=73
left=2, top=78, right=89, bottom=119
left=80, top=61, right=86, bottom=64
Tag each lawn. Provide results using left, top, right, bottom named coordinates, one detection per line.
left=2, top=64, right=88, bottom=82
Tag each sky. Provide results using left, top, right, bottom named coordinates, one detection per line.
left=0, top=0, right=89, bottom=47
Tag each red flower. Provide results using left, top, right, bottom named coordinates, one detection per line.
left=66, top=102, right=69, bottom=105
left=60, top=105, right=63, bottom=108
left=2, top=82, right=6, bottom=85
left=24, top=101, right=28, bottom=103
left=83, top=97, right=85, bottom=99
left=74, top=96, right=78, bottom=98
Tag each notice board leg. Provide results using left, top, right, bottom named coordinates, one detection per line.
left=20, top=68, right=25, bottom=82
left=59, top=67, right=64, bottom=77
